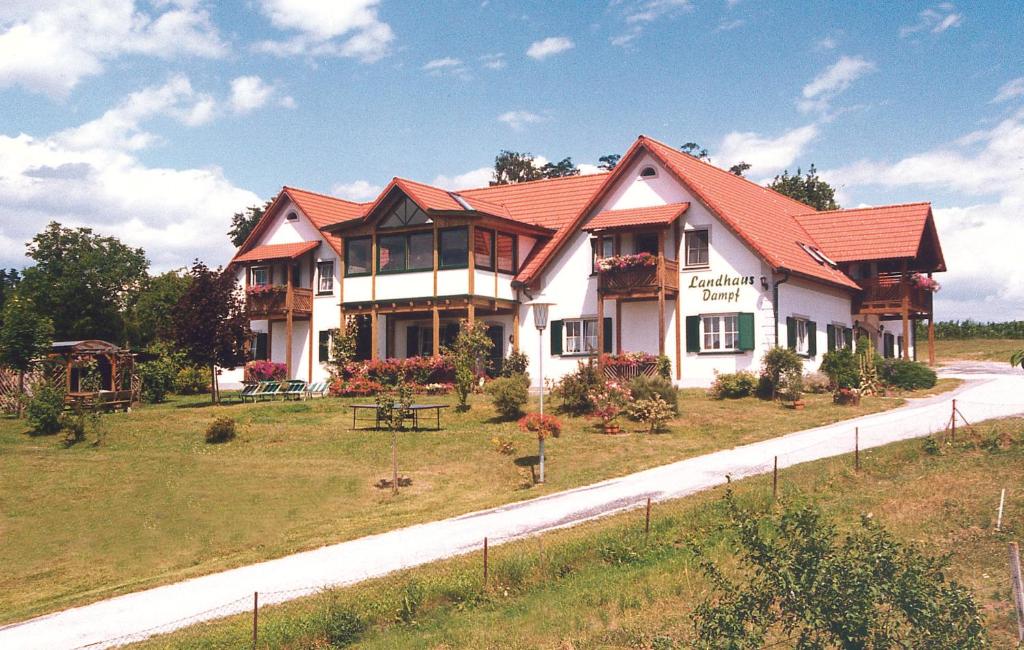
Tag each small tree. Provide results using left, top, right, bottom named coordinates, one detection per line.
left=172, top=261, right=250, bottom=403
left=597, top=154, right=621, bottom=171
left=1011, top=349, right=1024, bottom=370
left=692, top=493, right=988, bottom=648
left=448, top=320, right=492, bottom=411
left=376, top=382, right=413, bottom=494
left=768, top=165, right=839, bottom=211
left=0, top=295, right=53, bottom=417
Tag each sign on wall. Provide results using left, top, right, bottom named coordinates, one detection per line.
left=687, top=274, right=756, bottom=302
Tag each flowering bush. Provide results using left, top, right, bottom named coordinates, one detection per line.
left=329, top=377, right=384, bottom=397
left=600, top=351, right=658, bottom=368
left=910, top=273, right=941, bottom=292
left=596, top=252, right=658, bottom=272
left=246, top=360, right=287, bottom=381
left=518, top=413, right=562, bottom=440
left=588, top=380, right=632, bottom=425
left=245, top=284, right=282, bottom=295
left=343, top=356, right=455, bottom=386
left=626, top=396, right=673, bottom=434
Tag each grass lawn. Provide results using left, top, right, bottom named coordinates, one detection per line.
left=0, top=383, right=957, bottom=624
left=135, top=416, right=1024, bottom=649
left=934, top=338, right=1023, bottom=363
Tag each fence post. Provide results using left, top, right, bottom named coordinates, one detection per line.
left=645, top=497, right=651, bottom=539
left=772, top=456, right=778, bottom=502
left=483, top=537, right=489, bottom=588
left=998, top=489, right=1006, bottom=532
left=252, top=591, right=258, bottom=650
left=1009, top=542, right=1024, bottom=642
left=951, top=399, right=957, bottom=443
left=855, top=427, right=860, bottom=472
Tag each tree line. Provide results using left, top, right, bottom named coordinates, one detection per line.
left=916, top=319, right=1024, bottom=340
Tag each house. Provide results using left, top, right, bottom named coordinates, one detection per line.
left=224, top=134, right=945, bottom=388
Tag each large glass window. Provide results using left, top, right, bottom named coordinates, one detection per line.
left=378, top=234, right=407, bottom=273
left=439, top=227, right=468, bottom=269
left=564, top=319, right=598, bottom=354
left=318, top=330, right=331, bottom=363
left=685, top=229, right=709, bottom=268
left=702, top=314, right=739, bottom=351
left=345, top=238, right=371, bottom=276
left=497, top=233, right=516, bottom=274
left=795, top=318, right=809, bottom=355
left=253, top=332, right=268, bottom=360
left=316, top=261, right=334, bottom=294
left=408, top=232, right=434, bottom=270
left=251, top=267, right=269, bottom=286
left=380, top=196, right=430, bottom=228
left=475, top=228, right=494, bottom=270
left=377, top=232, right=434, bottom=273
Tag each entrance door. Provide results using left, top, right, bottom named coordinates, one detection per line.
left=485, top=325, right=504, bottom=376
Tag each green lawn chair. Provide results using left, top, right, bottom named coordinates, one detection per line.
left=257, top=381, right=282, bottom=400
left=305, top=381, right=328, bottom=399
left=239, top=383, right=260, bottom=403
left=282, top=380, right=306, bottom=399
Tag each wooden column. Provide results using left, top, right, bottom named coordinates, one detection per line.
left=900, top=261, right=910, bottom=360
left=308, top=256, right=315, bottom=383
left=432, top=306, right=441, bottom=356
left=370, top=308, right=379, bottom=360
left=928, top=316, right=936, bottom=366
left=615, top=299, right=623, bottom=354
left=657, top=233, right=666, bottom=355
left=339, top=238, right=346, bottom=336
left=512, top=305, right=520, bottom=352
left=285, top=264, right=294, bottom=378
left=467, top=303, right=475, bottom=326
left=597, top=292, right=605, bottom=361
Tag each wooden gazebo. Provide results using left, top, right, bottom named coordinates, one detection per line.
left=50, top=340, right=139, bottom=409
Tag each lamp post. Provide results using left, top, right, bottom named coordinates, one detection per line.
left=528, top=297, right=553, bottom=483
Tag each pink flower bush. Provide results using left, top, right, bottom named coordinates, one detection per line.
left=245, top=360, right=286, bottom=381
left=600, top=352, right=657, bottom=368
left=246, top=284, right=283, bottom=295
left=589, top=380, right=632, bottom=425
left=910, top=273, right=941, bottom=292
left=596, top=252, right=658, bottom=272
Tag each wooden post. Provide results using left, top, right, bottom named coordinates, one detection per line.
left=1009, top=542, right=1024, bottom=642
left=512, top=305, right=520, bottom=352
left=483, top=537, right=489, bottom=587
left=997, top=488, right=1006, bottom=532
left=467, top=303, right=475, bottom=326
left=371, top=307, right=379, bottom=360
left=596, top=292, right=605, bottom=361
left=951, top=398, right=957, bottom=443
left=252, top=591, right=258, bottom=649
left=432, top=306, right=441, bottom=357
left=285, top=266, right=294, bottom=379
left=657, top=233, right=666, bottom=355
left=772, top=456, right=778, bottom=501
left=645, top=497, right=651, bottom=539
left=855, top=427, right=860, bottom=472
left=615, top=299, right=623, bottom=354
left=928, top=316, right=936, bottom=367
left=901, top=260, right=910, bottom=360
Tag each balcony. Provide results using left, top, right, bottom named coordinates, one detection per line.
left=598, top=258, right=679, bottom=297
left=246, top=286, right=313, bottom=319
left=854, top=274, right=933, bottom=316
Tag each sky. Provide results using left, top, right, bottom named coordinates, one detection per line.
left=0, top=0, right=1022, bottom=321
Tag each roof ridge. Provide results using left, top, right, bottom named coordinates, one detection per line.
left=794, top=201, right=931, bottom=216
left=283, top=185, right=368, bottom=206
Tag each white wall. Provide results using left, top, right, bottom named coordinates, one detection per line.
left=778, top=277, right=856, bottom=370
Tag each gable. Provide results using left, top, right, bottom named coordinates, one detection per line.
left=230, top=195, right=338, bottom=265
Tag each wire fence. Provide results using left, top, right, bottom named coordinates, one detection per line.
left=51, top=395, right=1024, bottom=649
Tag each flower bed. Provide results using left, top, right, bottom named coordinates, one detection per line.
left=343, top=355, right=455, bottom=386
left=596, top=252, right=657, bottom=272
left=329, top=377, right=385, bottom=397
left=245, top=360, right=286, bottom=381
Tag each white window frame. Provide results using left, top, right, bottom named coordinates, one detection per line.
left=251, top=266, right=269, bottom=286
left=701, top=313, right=740, bottom=352
left=794, top=317, right=810, bottom=355
left=564, top=318, right=598, bottom=355
left=684, top=228, right=710, bottom=268
left=834, top=323, right=849, bottom=350
left=317, top=261, right=334, bottom=294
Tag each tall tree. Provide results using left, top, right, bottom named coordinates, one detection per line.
left=598, top=154, right=621, bottom=171
left=228, top=199, right=274, bottom=248
left=0, top=295, right=53, bottom=417
left=680, top=142, right=710, bottom=161
left=18, top=222, right=149, bottom=343
left=125, top=269, right=192, bottom=349
left=538, top=157, right=580, bottom=179
left=172, top=261, right=250, bottom=403
left=0, top=269, right=20, bottom=328
left=492, top=150, right=544, bottom=185
left=769, top=165, right=840, bottom=211
left=728, top=162, right=752, bottom=176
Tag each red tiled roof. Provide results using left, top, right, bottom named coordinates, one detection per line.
left=283, top=186, right=366, bottom=254
left=794, top=203, right=933, bottom=262
left=585, top=202, right=689, bottom=232
left=233, top=241, right=319, bottom=263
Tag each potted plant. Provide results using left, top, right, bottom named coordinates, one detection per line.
left=777, top=367, right=805, bottom=410
left=595, top=252, right=658, bottom=272
left=588, top=380, right=631, bottom=434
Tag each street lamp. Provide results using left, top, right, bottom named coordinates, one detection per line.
left=527, top=296, right=554, bottom=483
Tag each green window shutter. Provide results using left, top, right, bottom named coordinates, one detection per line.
left=550, top=320, right=563, bottom=356
left=603, top=317, right=613, bottom=353
left=254, top=333, right=268, bottom=360
left=884, top=333, right=894, bottom=358
left=406, top=325, right=419, bottom=358
left=786, top=317, right=796, bottom=349
left=738, top=313, right=755, bottom=351
left=318, top=330, right=330, bottom=363
left=807, top=321, right=817, bottom=357
left=686, top=316, right=700, bottom=353
left=844, top=328, right=853, bottom=350
left=826, top=324, right=836, bottom=352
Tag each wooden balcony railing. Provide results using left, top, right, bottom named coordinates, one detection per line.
left=246, top=286, right=313, bottom=319
left=599, top=259, right=679, bottom=296
left=854, top=274, right=933, bottom=315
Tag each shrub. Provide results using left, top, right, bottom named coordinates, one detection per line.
left=589, top=380, right=632, bottom=425
left=61, top=410, right=89, bottom=446
left=449, top=321, right=493, bottom=410
left=777, top=367, right=804, bottom=403
left=627, top=375, right=678, bottom=414
left=485, top=374, right=529, bottom=420
left=708, top=371, right=757, bottom=399
left=174, top=366, right=209, bottom=395
left=802, top=371, right=832, bottom=394
left=491, top=435, right=517, bottom=455
left=322, top=603, right=366, bottom=647
left=518, top=412, right=562, bottom=439
left=245, top=360, right=286, bottom=381
left=205, top=417, right=236, bottom=443
left=554, top=360, right=602, bottom=415
left=760, top=347, right=803, bottom=399
left=878, top=358, right=937, bottom=390
left=26, top=383, right=65, bottom=434
left=656, top=354, right=672, bottom=379
left=137, top=355, right=179, bottom=403
left=626, top=396, right=673, bottom=433
left=329, top=377, right=384, bottom=397
left=501, top=349, right=529, bottom=377
left=820, top=348, right=861, bottom=391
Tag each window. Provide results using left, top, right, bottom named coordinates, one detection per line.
left=408, top=232, right=434, bottom=270
left=439, top=227, right=468, bottom=269
left=835, top=326, right=848, bottom=350
left=377, top=231, right=434, bottom=273
left=564, top=319, right=598, bottom=354
left=474, top=228, right=494, bottom=270
left=253, top=332, right=268, bottom=360
left=318, top=330, right=331, bottom=363
left=291, top=265, right=301, bottom=287
left=286, top=211, right=298, bottom=221
left=316, top=261, right=334, bottom=294
left=496, top=233, right=516, bottom=274
left=795, top=318, right=809, bottom=355
left=702, top=314, right=739, bottom=351
left=635, top=232, right=659, bottom=255
left=406, top=325, right=434, bottom=357
left=378, top=234, right=406, bottom=272
left=591, top=236, right=615, bottom=273
left=251, top=267, right=269, bottom=286
left=684, top=229, right=709, bottom=268
left=380, top=196, right=430, bottom=228
left=345, top=238, right=371, bottom=276
left=639, top=166, right=657, bottom=178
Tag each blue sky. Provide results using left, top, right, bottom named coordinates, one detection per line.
left=0, top=1, right=1022, bottom=320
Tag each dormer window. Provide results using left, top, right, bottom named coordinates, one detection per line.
left=639, top=166, right=658, bottom=179
left=286, top=211, right=298, bottom=221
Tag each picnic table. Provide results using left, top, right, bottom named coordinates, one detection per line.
left=350, top=403, right=449, bottom=431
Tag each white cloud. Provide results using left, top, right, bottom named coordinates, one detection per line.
left=497, top=110, right=544, bottom=131
left=716, top=124, right=819, bottom=177
left=423, top=57, right=461, bottom=71
left=331, top=179, right=382, bottom=201
left=716, top=18, right=744, bottom=31
left=0, top=0, right=227, bottom=96
left=899, top=3, right=963, bottom=38
left=992, top=77, right=1024, bottom=104
left=610, top=0, right=692, bottom=47
left=798, top=55, right=875, bottom=114
left=432, top=167, right=494, bottom=190
left=822, top=108, right=1024, bottom=320
left=526, top=36, right=574, bottom=60
left=480, top=53, right=506, bottom=70
left=577, top=163, right=603, bottom=176
left=252, top=0, right=393, bottom=63
left=229, top=76, right=275, bottom=114
left=815, top=35, right=838, bottom=51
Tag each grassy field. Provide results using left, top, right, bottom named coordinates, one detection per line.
left=135, top=416, right=1024, bottom=649
left=0, top=382, right=958, bottom=625
left=935, top=338, right=1023, bottom=363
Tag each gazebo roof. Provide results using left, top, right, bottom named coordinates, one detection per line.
left=51, top=340, right=122, bottom=354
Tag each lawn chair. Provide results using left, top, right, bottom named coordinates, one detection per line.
left=305, top=381, right=329, bottom=399
left=256, top=381, right=282, bottom=400
left=282, top=380, right=306, bottom=400
left=239, top=382, right=261, bottom=403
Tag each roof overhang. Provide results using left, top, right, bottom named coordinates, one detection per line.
left=232, top=241, right=320, bottom=264
left=584, top=202, right=689, bottom=233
